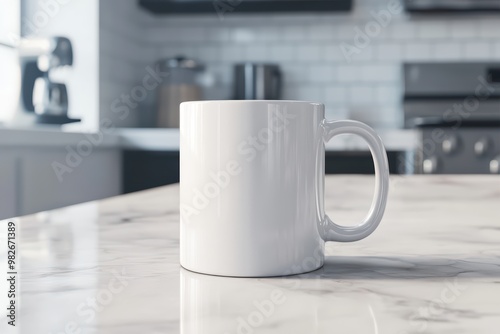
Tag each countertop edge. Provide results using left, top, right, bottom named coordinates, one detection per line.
left=0, top=127, right=420, bottom=151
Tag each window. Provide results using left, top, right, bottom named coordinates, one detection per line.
left=0, top=1, right=21, bottom=122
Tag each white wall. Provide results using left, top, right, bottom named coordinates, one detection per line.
left=21, top=0, right=100, bottom=131
left=133, top=0, right=500, bottom=128
left=0, top=0, right=20, bottom=123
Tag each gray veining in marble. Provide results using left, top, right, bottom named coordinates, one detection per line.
left=1, top=175, right=500, bottom=334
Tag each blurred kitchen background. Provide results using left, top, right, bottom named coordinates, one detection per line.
left=0, top=0, right=499, bottom=219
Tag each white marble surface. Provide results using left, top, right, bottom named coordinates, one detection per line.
left=1, top=175, right=500, bottom=333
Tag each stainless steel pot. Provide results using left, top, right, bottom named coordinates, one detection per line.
left=233, top=63, right=281, bottom=100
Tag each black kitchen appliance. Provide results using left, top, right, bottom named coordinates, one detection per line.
left=139, top=0, right=352, bottom=14
left=18, top=37, right=79, bottom=125
left=403, top=62, right=500, bottom=174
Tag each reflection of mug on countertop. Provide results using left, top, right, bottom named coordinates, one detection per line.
left=180, top=268, right=380, bottom=334
left=180, top=100, right=389, bottom=277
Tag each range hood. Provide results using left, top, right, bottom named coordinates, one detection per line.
left=139, top=0, right=352, bottom=14
left=405, top=0, right=500, bottom=12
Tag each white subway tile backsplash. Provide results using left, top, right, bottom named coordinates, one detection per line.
left=493, top=43, right=500, bottom=58
left=210, top=64, right=232, bottom=85
left=375, top=43, right=403, bottom=61
left=404, top=42, right=432, bottom=60
left=205, top=27, right=230, bottom=42
left=349, top=45, right=374, bottom=62
left=307, top=65, right=336, bottom=83
left=281, top=64, right=306, bottom=84
left=200, top=45, right=221, bottom=62
left=337, top=65, right=360, bottom=82
left=173, top=45, right=197, bottom=59
left=417, top=21, right=448, bottom=39
left=177, top=27, right=208, bottom=42
left=283, top=26, right=307, bottom=41
left=450, top=20, right=478, bottom=39
left=390, top=21, right=417, bottom=40
left=433, top=43, right=462, bottom=60
left=324, top=45, right=347, bottom=61
left=308, top=24, right=337, bottom=41
left=464, top=42, right=491, bottom=60
left=296, top=44, right=323, bottom=62
left=230, top=28, right=257, bottom=43
left=220, top=45, right=245, bottom=62
left=147, top=27, right=178, bottom=43
left=324, top=85, right=348, bottom=104
left=102, top=0, right=500, bottom=129
left=338, top=25, right=357, bottom=40
left=479, top=19, right=500, bottom=39
left=375, top=85, right=401, bottom=105
left=244, top=44, right=269, bottom=62
left=268, top=45, right=295, bottom=62
left=349, top=86, right=374, bottom=105
left=255, top=26, right=282, bottom=42
left=284, top=84, right=323, bottom=102
left=361, top=65, right=399, bottom=82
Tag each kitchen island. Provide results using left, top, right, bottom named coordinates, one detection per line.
left=1, top=175, right=500, bottom=333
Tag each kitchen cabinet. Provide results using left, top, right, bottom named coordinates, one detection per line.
left=20, top=148, right=121, bottom=215
left=0, top=146, right=121, bottom=219
left=0, top=154, right=18, bottom=219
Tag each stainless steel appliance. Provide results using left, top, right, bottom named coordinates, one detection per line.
left=233, top=63, right=281, bottom=100
left=156, top=56, right=204, bottom=128
left=17, top=36, right=78, bottom=125
left=404, top=62, right=500, bottom=174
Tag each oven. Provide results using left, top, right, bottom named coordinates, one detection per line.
left=404, top=62, right=500, bottom=174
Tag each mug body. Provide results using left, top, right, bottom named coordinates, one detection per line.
left=180, top=100, right=325, bottom=277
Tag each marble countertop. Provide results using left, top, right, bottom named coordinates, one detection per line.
left=1, top=175, right=500, bottom=333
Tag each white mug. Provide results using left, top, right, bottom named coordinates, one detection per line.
left=180, top=100, right=389, bottom=277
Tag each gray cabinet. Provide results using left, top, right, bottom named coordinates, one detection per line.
left=0, top=153, right=18, bottom=219
left=0, top=147, right=121, bottom=220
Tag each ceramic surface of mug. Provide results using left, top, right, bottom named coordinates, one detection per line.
left=180, top=100, right=389, bottom=277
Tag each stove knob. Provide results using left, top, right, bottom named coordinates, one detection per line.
left=474, top=138, right=490, bottom=157
left=423, top=157, right=438, bottom=174
left=490, top=156, right=500, bottom=174
left=442, top=135, right=459, bottom=155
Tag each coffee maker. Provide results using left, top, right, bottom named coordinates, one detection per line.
left=16, top=36, right=79, bottom=125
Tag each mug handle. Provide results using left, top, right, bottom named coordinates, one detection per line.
left=319, top=119, right=390, bottom=242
